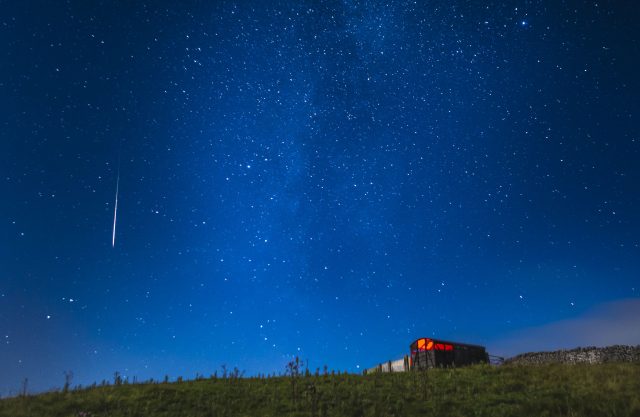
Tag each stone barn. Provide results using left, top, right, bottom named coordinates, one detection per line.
left=365, top=337, right=489, bottom=374
left=410, top=337, right=489, bottom=369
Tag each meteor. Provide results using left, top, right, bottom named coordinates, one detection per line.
left=112, top=167, right=119, bottom=247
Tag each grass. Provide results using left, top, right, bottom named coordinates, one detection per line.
left=1, top=363, right=639, bottom=417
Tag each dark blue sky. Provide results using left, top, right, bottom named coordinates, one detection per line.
left=2, top=0, right=639, bottom=395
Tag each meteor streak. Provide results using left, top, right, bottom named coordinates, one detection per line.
left=112, top=167, right=120, bottom=247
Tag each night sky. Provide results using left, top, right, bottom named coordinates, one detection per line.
left=2, top=1, right=639, bottom=395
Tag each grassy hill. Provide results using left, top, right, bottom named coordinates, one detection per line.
left=1, top=363, right=639, bottom=417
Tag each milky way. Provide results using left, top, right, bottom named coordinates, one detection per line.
left=2, top=1, right=639, bottom=395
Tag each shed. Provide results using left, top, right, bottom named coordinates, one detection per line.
left=410, top=337, right=488, bottom=369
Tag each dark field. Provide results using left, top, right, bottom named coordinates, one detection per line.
left=1, top=363, right=639, bottom=417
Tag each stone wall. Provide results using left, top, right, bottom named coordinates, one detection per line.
left=505, top=345, right=640, bottom=365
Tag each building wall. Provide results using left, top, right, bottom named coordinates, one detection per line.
left=365, top=356, right=409, bottom=374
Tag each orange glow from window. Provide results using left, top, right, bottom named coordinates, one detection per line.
left=417, top=338, right=427, bottom=350
left=415, top=338, right=454, bottom=352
